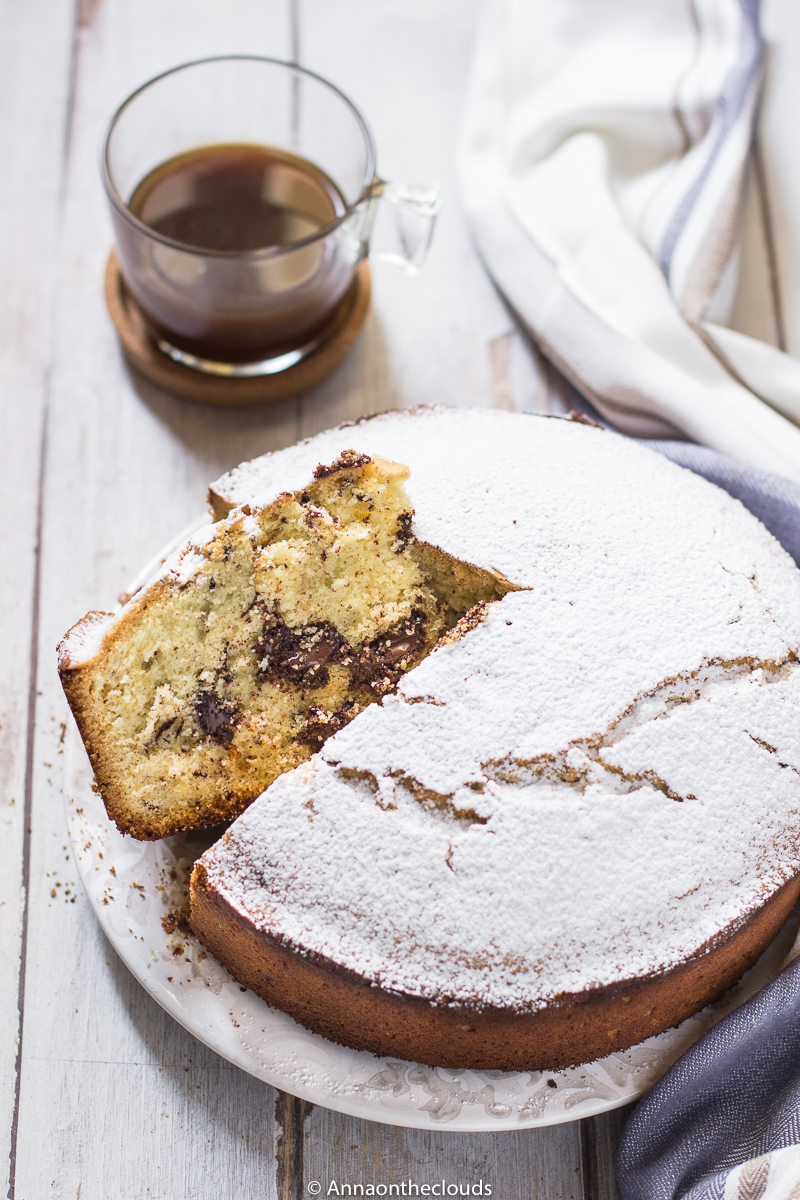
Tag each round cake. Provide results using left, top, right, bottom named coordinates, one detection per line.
left=189, top=408, right=800, bottom=1070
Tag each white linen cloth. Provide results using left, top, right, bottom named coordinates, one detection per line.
left=722, top=1148, right=800, bottom=1200
left=459, top=0, right=800, bottom=481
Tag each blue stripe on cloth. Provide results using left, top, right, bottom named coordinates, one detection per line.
left=616, top=957, right=800, bottom=1200
left=658, top=0, right=762, bottom=279
left=682, top=1169, right=728, bottom=1200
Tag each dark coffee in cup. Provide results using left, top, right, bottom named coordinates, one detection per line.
left=103, top=58, right=439, bottom=376
left=119, top=143, right=355, bottom=364
left=130, top=144, right=343, bottom=253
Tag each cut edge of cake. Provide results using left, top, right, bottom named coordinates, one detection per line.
left=59, top=450, right=513, bottom=840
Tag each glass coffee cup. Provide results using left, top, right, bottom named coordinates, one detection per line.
left=102, top=56, right=440, bottom=376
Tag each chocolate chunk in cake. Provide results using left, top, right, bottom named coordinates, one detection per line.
left=59, top=453, right=510, bottom=839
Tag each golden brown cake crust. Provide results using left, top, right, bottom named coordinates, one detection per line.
left=190, top=859, right=800, bottom=1071
left=59, top=600, right=260, bottom=840
left=58, top=458, right=502, bottom=841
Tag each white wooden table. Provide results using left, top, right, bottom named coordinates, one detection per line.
left=3, top=1, right=798, bottom=1196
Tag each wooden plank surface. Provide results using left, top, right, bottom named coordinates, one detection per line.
left=303, top=1107, right=586, bottom=1200
left=11, top=0, right=800, bottom=1195
left=10, top=5, right=298, bottom=1198
left=294, top=0, right=547, bottom=437
left=0, top=4, right=77, bottom=1196
left=6, top=1, right=567, bottom=1196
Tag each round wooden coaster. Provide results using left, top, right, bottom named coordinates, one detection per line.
left=104, top=251, right=371, bottom=407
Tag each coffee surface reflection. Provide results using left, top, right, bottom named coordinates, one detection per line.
left=118, top=142, right=357, bottom=365
left=129, top=143, right=344, bottom=252
left=103, top=59, right=436, bottom=375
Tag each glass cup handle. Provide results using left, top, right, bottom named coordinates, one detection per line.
left=366, top=179, right=442, bottom=275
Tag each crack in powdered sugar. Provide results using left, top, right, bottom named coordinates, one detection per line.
left=379, top=655, right=799, bottom=813
left=205, top=647, right=800, bottom=1008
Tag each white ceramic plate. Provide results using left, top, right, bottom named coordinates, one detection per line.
left=64, top=520, right=800, bottom=1131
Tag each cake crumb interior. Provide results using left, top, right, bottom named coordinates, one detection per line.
left=72, top=453, right=512, bottom=839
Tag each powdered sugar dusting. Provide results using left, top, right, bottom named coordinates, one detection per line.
left=61, top=521, right=221, bottom=669
left=202, top=410, right=800, bottom=1008
left=153, top=522, right=217, bottom=588
left=58, top=610, right=116, bottom=668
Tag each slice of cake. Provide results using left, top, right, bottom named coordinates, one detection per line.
left=58, top=450, right=509, bottom=839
